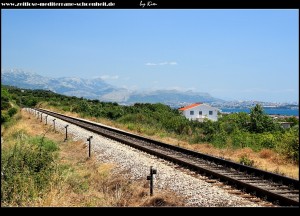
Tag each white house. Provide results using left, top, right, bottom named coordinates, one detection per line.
left=178, top=103, right=219, bottom=122
left=279, top=122, right=292, bottom=129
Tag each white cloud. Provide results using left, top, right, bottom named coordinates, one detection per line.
left=145, top=61, right=178, bottom=66
left=145, top=63, right=157, bottom=66
left=99, top=75, right=119, bottom=80
left=159, top=62, right=168, bottom=65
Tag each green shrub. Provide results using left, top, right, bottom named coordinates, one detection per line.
left=8, top=107, right=18, bottom=117
left=189, top=135, right=203, bottom=144
left=1, top=112, right=10, bottom=124
left=276, top=127, right=299, bottom=163
left=231, top=130, right=245, bottom=149
left=211, top=132, right=227, bottom=148
left=1, top=135, right=59, bottom=204
left=239, top=155, right=254, bottom=167
left=258, top=133, right=276, bottom=149
left=29, top=136, right=59, bottom=152
left=1, top=101, right=11, bottom=110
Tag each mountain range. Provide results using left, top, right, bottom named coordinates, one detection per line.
left=1, top=69, right=224, bottom=105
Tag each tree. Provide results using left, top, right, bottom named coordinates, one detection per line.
left=249, top=104, right=279, bottom=133
left=249, top=104, right=265, bottom=133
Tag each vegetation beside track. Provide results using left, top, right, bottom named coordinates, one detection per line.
left=2, top=85, right=299, bottom=178
left=1, top=86, right=183, bottom=206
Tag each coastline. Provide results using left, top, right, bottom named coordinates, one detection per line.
left=220, top=108, right=299, bottom=117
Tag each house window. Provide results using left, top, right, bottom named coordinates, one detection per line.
left=190, top=111, right=194, bottom=115
left=199, top=111, right=202, bottom=115
left=209, top=111, right=213, bottom=115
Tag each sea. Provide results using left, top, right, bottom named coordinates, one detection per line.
left=220, top=108, right=299, bottom=116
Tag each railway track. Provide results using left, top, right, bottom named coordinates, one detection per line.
left=31, top=108, right=299, bottom=206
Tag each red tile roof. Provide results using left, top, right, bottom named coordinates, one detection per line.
left=178, top=103, right=202, bottom=111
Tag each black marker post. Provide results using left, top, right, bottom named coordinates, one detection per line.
left=64, top=125, right=69, bottom=142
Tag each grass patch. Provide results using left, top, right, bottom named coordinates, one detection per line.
left=1, top=133, right=60, bottom=206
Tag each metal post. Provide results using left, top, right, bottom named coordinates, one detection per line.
left=64, top=125, right=69, bottom=141
left=87, top=136, right=93, bottom=157
left=37, top=112, right=39, bottom=119
left=40, top=113, right=43, bottom=122
left=150, top=170, right=154, bottom=196
left=53, top=119, right=56, bottom=131
left=147, top=166, right=157, bottom=196
left=45, top=115, right=48, bottom=125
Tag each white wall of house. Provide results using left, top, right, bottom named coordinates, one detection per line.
left=181, top=104, right=219, bottom=122
left=280, top=122, right=291, bottom=129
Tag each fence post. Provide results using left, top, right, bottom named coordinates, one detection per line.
left=64, top=125, right=69, bottom=142
left=53, top=119, right=56, bottom=131
left=45, top=115, right=48, bottom=125
left=147, top=166, right=157, bottom=196
left=87, top=136, right=93, bottom=157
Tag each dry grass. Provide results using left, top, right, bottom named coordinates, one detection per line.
left=259, top=149, right=273, bottom=159
left=2, top=110, right=185, bottom=207
left=134, top=133, right=299, bottom=179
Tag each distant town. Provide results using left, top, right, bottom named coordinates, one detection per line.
left=169, top=100, right=299, bottom=110
left=209, top=100, right=299, bottom=110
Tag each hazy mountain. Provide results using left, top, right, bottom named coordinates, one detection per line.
left=2, top=69, right=119, bottom=100
left=127, top=89, right=222, bottom=105
left=1, top=69, right=224, bottom=104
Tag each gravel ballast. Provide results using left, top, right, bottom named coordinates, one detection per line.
left=27, top=109, right=261, bottom=207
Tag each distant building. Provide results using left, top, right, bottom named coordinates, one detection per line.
left=279, top=122, right=292, bottom=129
left=178, top=102, right=219, bottom=122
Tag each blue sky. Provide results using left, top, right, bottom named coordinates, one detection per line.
left=2, top=9, right=299, bottom=103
